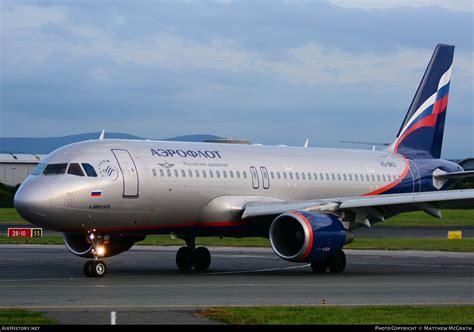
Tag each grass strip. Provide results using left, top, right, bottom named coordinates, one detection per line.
left=0, top=309, right=56, bottom=325
left=199, top=306, right=474, bottom=325
left=0, top=235, right=472, bottom=252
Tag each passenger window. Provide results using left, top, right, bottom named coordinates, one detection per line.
left=295, top=173, right=299, bottom=180
left=195, top=170, right=200, bottom=178
left=366, top=174, right=370, bottom=181
left=325, top=173, right=329, bottom=181
left=354, top=174, right=358, bottom=181
left=270, top=171, right=274, bottom=179
left=174, top=169, right=179, bottom=177
left=277, top=172, right=281, bottom=179
left=371, top=174, right=375, bottom=181
left=313, top=173, right=318, bottom=180
left=343, top=174, right=347, bottom=181
left=82, top=163, right=97, bottom=177
left=67, top=163, right=84, bottom=176
left=188, top=169, right=193, bottom=177
left=181, top=170, right=186, bottom=177
left=202, top=170, right=207, bottom=178
left=349, top=174, right=352, bottom=181
left=377, top=174, right=381, bottom=181
left=223, top=170, right=227, bottom=178
left=301, top=172, right=305, bottom=180
left=43, top=163, right=68, bottom=175
left=331, top=173, right=335, bottom=181
left=230, top=171, right=234, bottom=178
left=209, top=170, right=213, bottom=178
left=382, top=174, right=386, bottom=181
left=337, top=173, right=341, bottom=181
left=283, top=172, right=287, bottom=180
left=308, top=172, right=311, bottom=180
left=160, top=169, right=164, bottom=177
left=243, top=171, right=247, bottom=179
left=152, top=169, right=157, bottom=177
left=216, top=170, right=220, bottom=178
left=320, top=173, right=324, bottom=180
left=236, top=171, right=240, bottom=178
left=289, top=172, right=293, bottom=180
left=167, top=169, right=171, bottom=177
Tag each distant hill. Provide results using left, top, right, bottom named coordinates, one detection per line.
left=0, top=132, right=222, bottom=154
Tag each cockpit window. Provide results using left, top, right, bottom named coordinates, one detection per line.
left=32, top=163, right=46, bottom=176
left=82, top=163, right=97, bottom=177
left=43, top=163, right=68, bottom=175
left=67, top=163, right=85, bottom=176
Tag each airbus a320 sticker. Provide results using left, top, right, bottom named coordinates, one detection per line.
left=97, top=159, right=119, bottom=181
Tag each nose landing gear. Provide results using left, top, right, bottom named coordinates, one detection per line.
left=83, top=232, right=108, bottom=278
left=175, top=236, right=211, bottom=272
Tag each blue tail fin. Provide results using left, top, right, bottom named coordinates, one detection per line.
left=391, top=44, right=454, bottom=159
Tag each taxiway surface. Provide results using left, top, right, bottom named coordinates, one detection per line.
left=0, top=245, right=472, bottom=324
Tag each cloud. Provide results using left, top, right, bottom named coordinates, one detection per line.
left=329, top=0, right=473, bottom=12
left=0, top=1, right=472, bottom=157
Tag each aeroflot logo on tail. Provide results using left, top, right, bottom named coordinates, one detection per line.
left=150, top=149, right=223, bottom=159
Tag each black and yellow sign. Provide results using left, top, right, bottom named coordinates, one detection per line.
left=32, top=228, right=42, bottom=238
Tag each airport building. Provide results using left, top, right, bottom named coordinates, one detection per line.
left=0, top=154, right=46, bottom=186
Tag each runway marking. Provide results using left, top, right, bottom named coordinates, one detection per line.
left=208, top=264, right=311, bottom=275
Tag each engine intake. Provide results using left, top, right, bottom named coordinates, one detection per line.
left=269, top=211, right=352, bottom=263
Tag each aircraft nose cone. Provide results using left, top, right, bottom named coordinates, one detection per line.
left=14, top=181, right=52, bottom=224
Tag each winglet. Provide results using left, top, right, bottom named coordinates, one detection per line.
left=99, top=129, right=105, bottom=140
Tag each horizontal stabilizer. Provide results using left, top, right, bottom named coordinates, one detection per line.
left=433, top=170, right=474, bottom=179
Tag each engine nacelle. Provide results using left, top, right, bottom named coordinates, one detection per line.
left=269, top=211, right=353, bottom=263
left=63, top=233, right=145, bottom=258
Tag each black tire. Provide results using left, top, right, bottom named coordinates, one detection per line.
left=328, top=250, right=346, bottom=273
left=310, top=261, right=328, bottom=273
left=88, top=260, right=107, bottom=278
left=192, top=247, right=211, bottom=272
left=83, top=260, right=94, bottom=277
left=176, top=247, right=193, bottom=271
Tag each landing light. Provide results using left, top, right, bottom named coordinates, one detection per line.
left=97, top=246, right=105, bottom=257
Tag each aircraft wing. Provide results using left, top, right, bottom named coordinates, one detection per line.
left=242, top=189, right=474, bottom=227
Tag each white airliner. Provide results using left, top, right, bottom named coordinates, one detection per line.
left=14, top=44, right=474, bottom=277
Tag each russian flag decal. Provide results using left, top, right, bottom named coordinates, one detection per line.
left=91, top=190, right=102, bottom=197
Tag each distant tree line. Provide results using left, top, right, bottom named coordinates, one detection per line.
left=452, top=177, right=474, bottom=190
left=0, top=183, right=20, bottom=208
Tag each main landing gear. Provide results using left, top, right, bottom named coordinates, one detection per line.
left=83, top=232, right=108, bottom=278
left=175, top=236, right=211, bottom=272
left=310, top=250, right=346, bottom=274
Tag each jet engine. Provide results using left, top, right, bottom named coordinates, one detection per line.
left=63, top=233, right=145, bottom=258
left=269, top=211, right=353, bottom=263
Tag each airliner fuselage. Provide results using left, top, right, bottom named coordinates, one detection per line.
left=15, top=139, right=461, bottom=234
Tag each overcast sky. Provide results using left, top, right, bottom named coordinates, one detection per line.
left=1, top=0, right=472, bottom=158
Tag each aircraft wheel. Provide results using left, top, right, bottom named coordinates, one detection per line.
left=328, top=250, right=346, bottom=273
left=176, top=247, right=193, bottom=271
left=83, top=260, right=94, bottom=277
left=84, top=260, right=107, bottom=278
left=310, top=261, right=328, bottom=273
left=192, top=247, right=211, bottom=272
